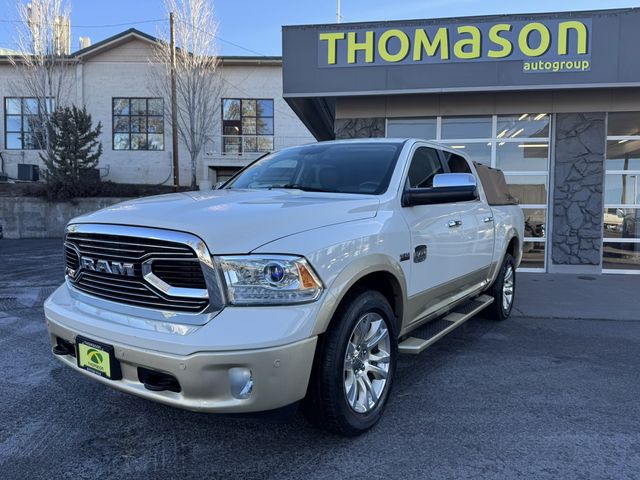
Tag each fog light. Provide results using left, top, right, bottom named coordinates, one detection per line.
left=229, top=367, right=253, bottom=399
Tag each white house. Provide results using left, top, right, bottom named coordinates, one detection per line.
left=0, top=29, right=314, bottom=186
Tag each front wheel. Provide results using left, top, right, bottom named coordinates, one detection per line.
left=485, top=253, right=516, bottom=321
left=302, top=290, right=398, bottom=436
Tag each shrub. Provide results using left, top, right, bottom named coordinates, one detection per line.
left=41, top=106, right=103, bottom=201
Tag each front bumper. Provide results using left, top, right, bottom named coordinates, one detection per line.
left=47, top=316, right=317, bottom=413
left=44, top=283, right=320, bottom=413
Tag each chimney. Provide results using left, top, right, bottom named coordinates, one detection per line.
left=54, top=15, right=71, bottom=55
left=79, top=36, right=92, bottom=50
left=26, top=3, right=43, bottom=54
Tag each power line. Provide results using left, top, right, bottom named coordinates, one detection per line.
left=172, top=18, right=280, bottom=59
left=0, top=18, right=166, bottom=28
left=1, top=15, right=285, bottom=63
left=0, top=16, right=280, bottom=58
left=215, top=35, right=278, bottom=59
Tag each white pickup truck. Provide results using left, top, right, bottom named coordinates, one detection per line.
left=45, top=139, right=524, bottom=436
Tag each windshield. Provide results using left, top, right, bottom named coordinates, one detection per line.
left=224, top=142, right=404, bottom=194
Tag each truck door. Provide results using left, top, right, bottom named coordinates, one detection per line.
left=443, top=151, right=495, bottom=282
left=400, top=146, right=494, bottom=325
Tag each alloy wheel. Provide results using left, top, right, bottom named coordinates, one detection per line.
left=502, top=264, right=515, bottom=312
left=343, top=312, right=391, bottom=414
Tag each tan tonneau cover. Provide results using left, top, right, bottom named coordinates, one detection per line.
left=473, top=162, right=518, bottom=206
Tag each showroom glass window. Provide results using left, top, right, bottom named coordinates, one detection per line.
left=112, top=98, right=164, bottom=150
left=386, top=113, right=550, bottom=271
left=222, top=98, right=274, bottom=154
left=4, top=97, right=54, bottom=150
left=603, top=112, right=640, bottom=272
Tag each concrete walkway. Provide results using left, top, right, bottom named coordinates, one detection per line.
left=515, top=272, right=640, bottom=321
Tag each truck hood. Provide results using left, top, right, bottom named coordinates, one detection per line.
left=70, top=189, right=380, bottom=253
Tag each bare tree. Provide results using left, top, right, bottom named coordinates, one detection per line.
left=9, top=0, right=73, bottom=154
left=149, top=0, right=222, bottom=189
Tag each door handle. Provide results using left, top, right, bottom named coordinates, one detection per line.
left=482, top=216, right=494, bottom=223
left=448, top=220, right=462, bottom=228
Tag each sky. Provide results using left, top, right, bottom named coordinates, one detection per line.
left=1, top=0, right=639, bottom=56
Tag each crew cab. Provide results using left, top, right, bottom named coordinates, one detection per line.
left=45, top=139, right=524, bottom=436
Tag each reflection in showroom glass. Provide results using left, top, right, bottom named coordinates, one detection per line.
left=602, top=242, right=640, bottom=270
left=605, top=174, right=640, bottom=205
left=440, top=143, right=491, bottom=165
left=387, top=118, right=437, bottom=140
left=521, top=241, right=545, bottom=269
left=606, top=140, right=640, bottom=170
left=497, top=143, right=549, bottom=172
left=523, top=208, right=546, bottom=238
left=496, top=114, right=549, bottom=139
left=441, top=116, right=492, bottom=139
left=504, top=175, right=548, bottom=205
left=608, top=112, right=640, bottom=137
left=603, top=208, right=640, bottom=239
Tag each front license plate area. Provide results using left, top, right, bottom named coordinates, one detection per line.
left=76, top=336, right=122, bottom=380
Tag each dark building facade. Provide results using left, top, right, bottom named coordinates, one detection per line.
left=283, top=8, right=640, bottom=274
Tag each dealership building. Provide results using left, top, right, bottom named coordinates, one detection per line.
left=283, top=7, right=640, bottom=274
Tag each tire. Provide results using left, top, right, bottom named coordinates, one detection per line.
left=302, top=290, right=398, bottom=436
left=485, top=253, right=516, bottom=321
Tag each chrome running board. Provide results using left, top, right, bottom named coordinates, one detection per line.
left=398, top=294, right=494, bottom=354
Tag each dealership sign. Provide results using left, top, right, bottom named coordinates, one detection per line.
left=318, top=19, right=592, bottom=73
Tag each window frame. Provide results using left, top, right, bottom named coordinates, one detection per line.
left=111, top=97, right=165, bottom=151
left=602, top=112, right=640, bottom=274
left=403, top=145, right=447, bottom=190
left=4, top=96, right=52, bottom=150
left=221, top=97, right=274, bottom=155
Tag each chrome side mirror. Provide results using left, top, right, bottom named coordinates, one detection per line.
left=402, top=173, right=478, bottom=207
left=432, top=173, right=477, bottom=189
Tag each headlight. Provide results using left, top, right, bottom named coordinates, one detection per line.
left=218, top=255, right=323, bottom=305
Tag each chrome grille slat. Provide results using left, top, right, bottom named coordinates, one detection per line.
left=64, top=244, right=80, bottom=270
left=76, top=280, right=208, bottom=305
left=77, top=274, right=205, bottom=305
left=77, top=280, right=160, bottom=300
left=80, top=271, right=142, bottom=286
left=76, top=243, right=145, bottom=254
left=78, top=275, right=150, bottom=292
left=66, top=235, right=192, bottom=252
left=65, top=228, right=210, bottom=313
left=72, top=284, right=207, bottom=312
left=73, top=249, right=193, bottom=262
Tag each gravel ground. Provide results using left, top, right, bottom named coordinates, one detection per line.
left=1, top=239, right=639, bottom=479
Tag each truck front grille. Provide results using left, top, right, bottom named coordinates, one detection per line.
left=64, top=228, right=211, bottom=313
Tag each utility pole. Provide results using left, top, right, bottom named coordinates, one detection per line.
left=336, top=0, right=341, bottom=23
left=170, top=12, right=180, bottom=191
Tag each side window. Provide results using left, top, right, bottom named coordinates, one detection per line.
left=442, top=151, right=472, bottom=174
left=407, top=147, right=444, bottom=188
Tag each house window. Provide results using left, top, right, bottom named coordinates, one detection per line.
left=222, top=98, right=274, bottom=154
left=4, top=97, right=54, bottom=150
left=112, top=98, right=164, bottom=150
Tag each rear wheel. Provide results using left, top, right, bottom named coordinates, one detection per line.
left=302, top=290, right=397, bottom=436
left=485, top=253, right=516, bottom=321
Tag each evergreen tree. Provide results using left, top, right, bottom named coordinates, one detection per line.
left=41, top=106, right=103, bottom=200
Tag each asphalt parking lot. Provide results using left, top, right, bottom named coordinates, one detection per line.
left=1, top=238, right=639, bottom=479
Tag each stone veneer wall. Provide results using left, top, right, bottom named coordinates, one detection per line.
left=335, top=118, right=385, bottom=139
left=552, top=113, right=605, bottom=266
